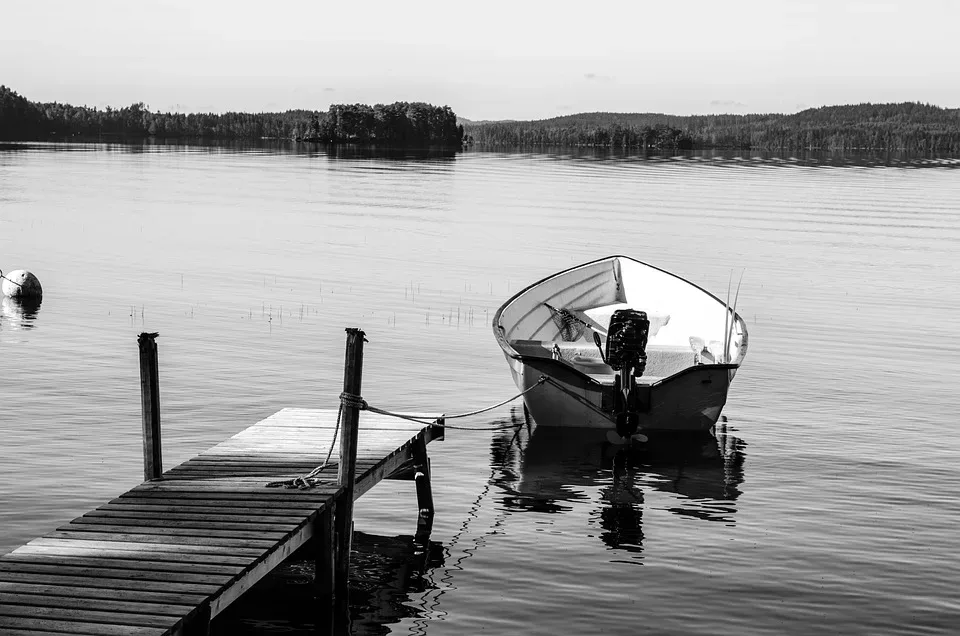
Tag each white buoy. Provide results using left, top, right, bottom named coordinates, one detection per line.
left=1, top=269, right=42, bottom=301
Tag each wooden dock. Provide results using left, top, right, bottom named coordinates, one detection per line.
left=0, top=408, right=443, bottom=635
left=0, top=328, right=445, bottom=635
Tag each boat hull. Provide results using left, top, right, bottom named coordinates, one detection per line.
left=506, top=351, right=736, bottom=431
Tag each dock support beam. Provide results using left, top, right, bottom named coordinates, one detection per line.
left=412, top=435, right=435, bottom=540
left=335, top=327, right=365, bottom=598
left=314, top=505, right=336, bottom=630
left=315, top=506, right=336, bottom=597
left=138, top=332, right=162, bottom=481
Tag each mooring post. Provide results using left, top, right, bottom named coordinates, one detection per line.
left=137, top=332, right=162, bottom=481
left=334, top=327, right=365, bottom=596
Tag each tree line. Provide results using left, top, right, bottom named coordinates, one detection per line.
left=5, top=85, right=958, bottom=153
left=464, top=120, right=695, bottom=150
left=0, top=86, right=464, bottom=148
left=462, top=103, right=960, bottom=152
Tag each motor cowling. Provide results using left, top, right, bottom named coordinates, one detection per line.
left=604, top=309, right=650, bottom=374
left=605, top=309, right=650, bottom=439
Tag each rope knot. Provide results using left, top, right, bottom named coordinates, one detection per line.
left=339, top=391, right=368, bottom=410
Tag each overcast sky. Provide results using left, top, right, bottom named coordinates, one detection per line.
left=3, top=0, right=957, bottom=120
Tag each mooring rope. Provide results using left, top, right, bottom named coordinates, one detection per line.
left=0, top=269, right=23, bottom=289
left=539, top=375, right=611, bottom=418
left=362, top=377, right=546, bottom=429
left=265, top=400, right=345, bottom=489
left=264, top=378, right=547, bottom=488
left=442, top=377, right=546, bottom=420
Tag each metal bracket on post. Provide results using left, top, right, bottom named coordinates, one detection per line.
left=138, top=332, right=162, bottom=482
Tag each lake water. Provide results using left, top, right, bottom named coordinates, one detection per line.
left=1, top=143, right=959, bottom=635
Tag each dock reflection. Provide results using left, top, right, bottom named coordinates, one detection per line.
left=490, top=407, right=746, bottom=553
left=211, top=531, right=445, bottom=635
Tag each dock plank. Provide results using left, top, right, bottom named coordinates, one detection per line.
left=9, top=544, right=255, bottom=568
left=0, top=591, right=196, bottom=616
left=0, top=561, right=239, bottom=586
left=0, top=616, right=165, bottom=636
left=0, top=408, right=442, bottom=635
left=107, top=496, right=328, bottom=511
left=82, top=509, right=311, bottom=524
left=0, top=553, right=243, bottom=576
left=0, top=581, right=208, bottom=606
left=0, top=605, right=176, bottom=627
left=55, top=523, right=289, bottom=542
left=67, top=517, right=308, bottom=533
left=0, top=570, right=221, bottom=595
left=25, top=536, right=268, bottom=556
left=1, top=630, right=110, bottom=636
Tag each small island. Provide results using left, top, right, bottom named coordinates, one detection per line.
left=0, top=86, right=464, bottom=149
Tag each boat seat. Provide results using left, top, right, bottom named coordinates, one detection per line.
left=585, top=373, right=665, bottom=386
left=581, top=304, right=671, bottom=337
left=509, top=340, right=697, bottom=378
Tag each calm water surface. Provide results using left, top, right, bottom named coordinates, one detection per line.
left=1, top=144, right=959, bottom=635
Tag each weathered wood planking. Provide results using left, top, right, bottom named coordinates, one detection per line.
left=0, top=408, right=443, bottom=635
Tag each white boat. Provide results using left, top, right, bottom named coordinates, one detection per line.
left=493, top=256, right=748, bottom=436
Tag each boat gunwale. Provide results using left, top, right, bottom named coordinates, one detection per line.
left=492, top=254, right=748, bottom=369
left=512, top=350, right=740, bottom=390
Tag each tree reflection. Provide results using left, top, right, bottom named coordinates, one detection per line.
left=322, top=145, right=459, bottom=161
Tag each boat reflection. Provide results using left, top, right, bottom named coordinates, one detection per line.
left=490, top=407, right=746, bottom=553
left=0, top=296, right=42, bottom=332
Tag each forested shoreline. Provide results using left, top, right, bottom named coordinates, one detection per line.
left=2, top=85, right=959, bottom=152
left=0, top=86, right=464, bottom=148
left=463, top=103, right=960, bottom=152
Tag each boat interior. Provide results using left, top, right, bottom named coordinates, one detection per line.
left=496, top=257, right=747, bottom=384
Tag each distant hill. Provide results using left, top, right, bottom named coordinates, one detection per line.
left=784, top=102, right=960, bottom=126
left=457, top=117, right=517, bottom=126
left=463, top=103, right=960, bottom=152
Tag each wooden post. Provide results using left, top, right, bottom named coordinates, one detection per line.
left=181, top=603, right=211, bottom=636
left=138, top=332, right=162, bottom=481
left=314, top=505, right=336, bottom=630
left=411, top=434, right=435, bottom=545
left=316, top=505, right=336, bottom=593
left=334, top=327, right=365, bottom=596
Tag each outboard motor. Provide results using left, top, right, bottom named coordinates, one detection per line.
left=604, top=309, right=650, bottom=438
